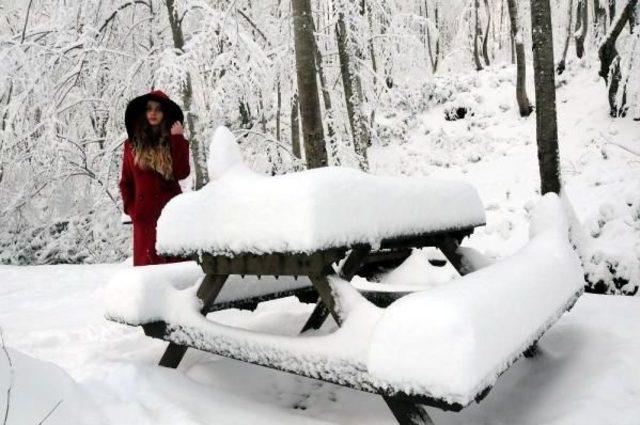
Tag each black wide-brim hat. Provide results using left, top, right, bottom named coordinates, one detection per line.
left=125, top=90, right=184, bottom=139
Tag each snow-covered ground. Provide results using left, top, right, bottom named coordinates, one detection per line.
left=1, top=263, right=639, bottom=424
left=1, top=62, right=639, bottom=424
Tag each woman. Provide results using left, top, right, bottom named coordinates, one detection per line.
left=119, top=90, right=191, bottom=266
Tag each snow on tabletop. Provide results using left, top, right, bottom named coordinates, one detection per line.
left=367, top=193, right=585, bottom=406
left=104, top=261, right=311, bottom=325
left=156, top=126, right=486, bottom=257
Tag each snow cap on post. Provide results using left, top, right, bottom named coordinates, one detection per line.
left=207, top=126, right=251, bottom=179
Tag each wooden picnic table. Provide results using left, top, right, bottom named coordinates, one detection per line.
left=142, top=224, right=479, bottom=425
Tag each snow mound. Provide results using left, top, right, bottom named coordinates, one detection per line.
left=0, top=347, right=99, bottom=424
left=207, top=126, right=252, bottom=179
left=157, top=127, right=485, bottom=256
left=367, top=193, right=585, bottom=404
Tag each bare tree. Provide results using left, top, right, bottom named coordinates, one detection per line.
left=482, top=0, right=492, bottom=66
left=598, top=0, right=639, bottom=117
left=507, top=0, right=532, bottom=116
left=557, top=0, right=574, bottom=74
left=335, top=3, right=370, bottom=171
left=574, top=0, right=588, bottom=58
left=473, top=0, right=484, bottom=70
left=165, top=0, right=208, bottom=188
left=530, top=0, right=562, bottom=194
left=291, top=0, right=328, bottom=168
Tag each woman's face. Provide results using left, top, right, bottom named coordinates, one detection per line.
left=146, top=100, right=163, bottom=126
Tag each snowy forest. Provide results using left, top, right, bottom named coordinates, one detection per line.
left=1, top=0, right=640, bottom=423
left=1, top=0, right=638, bottom=292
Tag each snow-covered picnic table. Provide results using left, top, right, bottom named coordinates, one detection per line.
left=105, top=128, right=584, bottom=425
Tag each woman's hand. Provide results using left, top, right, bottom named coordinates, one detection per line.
left=170, top=121, right=184, bottom=135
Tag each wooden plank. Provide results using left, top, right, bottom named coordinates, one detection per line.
left=198, top=250, right=346, bottom=276
left=384, top=396, right=435, bottom=425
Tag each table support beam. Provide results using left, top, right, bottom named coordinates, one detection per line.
left=158, top=274, right=229, bottom=368
left=384, top=396, right=435, bottom=425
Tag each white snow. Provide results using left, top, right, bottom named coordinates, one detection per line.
left=367, top=193, right=584, bottom=405
left=156, top=127, right=485, bottom=256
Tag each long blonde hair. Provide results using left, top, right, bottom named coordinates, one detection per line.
left=132, top=115, right=174, bottom=180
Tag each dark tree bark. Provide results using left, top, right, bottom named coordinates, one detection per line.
left=424, top=0, right=438, bottom=72
left=310, top=11, right=336, bottom=151
left=473, top=0, right=484, bottom=70
left=593, top=0, right=607, bottom=38
left=530, top=0, right=562, bottom=195
left=482, top=0, right=492, bottom=66
left=165, top=0, right=208, bottom=189
left=598, top=0, right=638, bottom=117
left=609, top=0, right=616, bottom=24
left=291, top=0, right=328, bottom=168
left=290, top=93, right=301, bottom=159
left=574, top=0, right=588, bottom=58
left=557, top=0, right=574, bottom=74
left=335, top=9, right=370, bottom=171
left=507, top=0, right=532, bottom=116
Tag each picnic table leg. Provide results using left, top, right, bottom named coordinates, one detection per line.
left=300, top=301, right=329, bottom=332
left=307, top=272, right=345, bottom=326
left=158, top=273, right=229, bottom=368
left=300, top=247, right=371, bottom=332
left=383, top=396, right=435, bottom=425
left=436, top=235, right=473, bottom=276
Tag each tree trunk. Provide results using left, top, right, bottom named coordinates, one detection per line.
left=593, top=0, right=607, bottom=38
left=310, top=12, right=336, bottom=150
left=598, top=0, right=638, bottom=117
left=530, top=0, right=562, bottom=195
left=424, top=0, right=437, bottom=72
left=276, top=79, right=281, bottom=142
left=291, top=93, right=301, bottom=159
left=335, top=9, right=370, bottom=171
left=507, top=0, right=532, bottom=116
left=557, top=0, right=574, bottom=74
left=473, top=0, right=484, bottom=70
left=608, top=0, right=616, bottom=24
left=165, top=0, right=207, bottom=189
left=291, top=0, right=328, bottom=168
left=574, top=0, right=588, bottom=58
left=482, top=0, right=492, bottom=66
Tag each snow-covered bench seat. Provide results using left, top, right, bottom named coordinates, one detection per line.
left=104, top=262, right=318, bottom=323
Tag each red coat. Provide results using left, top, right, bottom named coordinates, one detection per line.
left=119, top=134, right=190, bottom=266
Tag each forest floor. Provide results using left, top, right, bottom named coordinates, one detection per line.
left=1, top=61, right=640, bottom=424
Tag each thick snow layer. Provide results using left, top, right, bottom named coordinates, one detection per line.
left=104, top=261, right=311, bottom=325
left=156, top=127, right=485, bottom=256
left=110, top=195, right=582, bottom=406
left=1, top=262, right=639, bottom=424
left=367, top=194, right=585, bottom=405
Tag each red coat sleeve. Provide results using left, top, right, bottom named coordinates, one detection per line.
left=119, top=140, right=135, bottom=216
left=169, top=134, right=191, bottom=180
